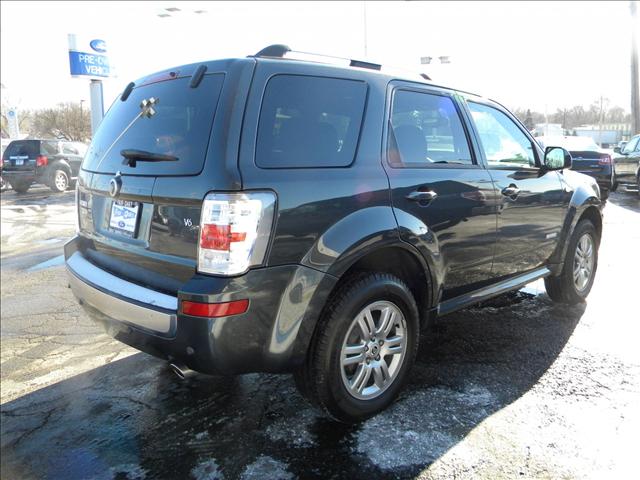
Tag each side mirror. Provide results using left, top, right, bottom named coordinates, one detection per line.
left=544, top=146, right=571, bottom=170
left=613, top=147, right=621, bottom=154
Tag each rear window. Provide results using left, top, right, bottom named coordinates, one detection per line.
left=4, top=140, right=40, bottom=159
left=256, top=75, right=367, bottom=168
left=82, top=74, right=224, bottom=176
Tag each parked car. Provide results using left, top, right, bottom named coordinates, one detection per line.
left=1, top=139, right=87, bottom=193
left=536, top=135, right=614, bottom=199
left=613, top=133, right=640, bottom=195
left=65, top=45, right=603, bottom=423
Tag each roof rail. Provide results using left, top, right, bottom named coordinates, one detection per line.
left=252, top=44, right=382, bottom=71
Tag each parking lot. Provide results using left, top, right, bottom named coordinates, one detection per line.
left=1, top=186, right=639, bottom=479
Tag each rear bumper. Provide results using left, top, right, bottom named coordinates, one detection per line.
left=3, top=170, right=36, bottom=183
left=3, top=168, right=49, bottom=184
left=572, top=167, right=613, bottom=193
left=64, top=236, right=337, bottom=375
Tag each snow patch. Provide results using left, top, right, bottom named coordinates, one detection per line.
left=191, top=459, right=223, bottom=480
left=355, top=385, right=497, bottom=469
left=265, top=408, right=318, bottom=447
left=240, top=456, right=294, bottom=480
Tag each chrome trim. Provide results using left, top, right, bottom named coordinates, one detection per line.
left=66, top=252, right=177, bottom=334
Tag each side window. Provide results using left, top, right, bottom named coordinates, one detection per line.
left=41, top=142, right=59, bottom=155
left=623, top=136, right=639, bottom=154
left=468, top=102, right=537, bottom=169
left=256, top=75, right=367, bottom=168
left=62, top=144, right=79, bottom=155
left=389, top=90, right=473, bottom=167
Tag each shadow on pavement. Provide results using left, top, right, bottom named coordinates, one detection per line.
left=1, top=292, right=585, bottom=479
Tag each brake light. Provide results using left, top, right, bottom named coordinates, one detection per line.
left=181, top=299, right=249, bottom=318
left=36, top=155, right=48, bottom=167
left=198, top=192, right=276, bottom=275
left=598, top=154, right=611, bottom=165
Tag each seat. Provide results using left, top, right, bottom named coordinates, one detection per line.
left=392, top=125, right=428, bottom=165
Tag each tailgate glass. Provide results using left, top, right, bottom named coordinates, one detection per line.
left=82, top=74, right=224, bottom=176
left=4, top=140, right=39, bottom=160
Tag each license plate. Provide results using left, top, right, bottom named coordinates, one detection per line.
left=10, top=156, right=27, bottom=166
left=109, top=200, right=140, bottom=237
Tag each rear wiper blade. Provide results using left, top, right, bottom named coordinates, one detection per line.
left=121, top=149, right=178, bottom=167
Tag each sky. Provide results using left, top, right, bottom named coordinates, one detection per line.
left=1, top=1, right=638, bottom=116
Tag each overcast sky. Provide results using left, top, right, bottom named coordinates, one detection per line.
left=1, top=1, right=638, bottom=114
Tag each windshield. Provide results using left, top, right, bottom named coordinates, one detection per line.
left=82, top=74, right=224, bottom=176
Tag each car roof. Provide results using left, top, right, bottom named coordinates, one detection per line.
left=130, top=48, right=488, bottom=105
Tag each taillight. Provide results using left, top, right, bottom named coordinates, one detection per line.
left=198, top=192, right=276, bottom=276
left=598, top=154, right=611, bottom=165
left=36, top=155, right=48, bottom=167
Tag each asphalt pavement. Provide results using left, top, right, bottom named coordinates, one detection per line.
left=1, top=186, right=639, bottom=479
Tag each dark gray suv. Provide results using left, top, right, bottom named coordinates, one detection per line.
left=2, top=139, right=87, bottom=193
left=65, top=45, right=603, bottom=422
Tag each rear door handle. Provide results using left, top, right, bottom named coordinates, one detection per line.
left=501, top=185, right=520, bottom=197
left=406, top=190, right=438, bottom=203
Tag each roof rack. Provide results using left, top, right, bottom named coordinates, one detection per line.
left=252, top=44, right=382, bottom=71
left=251, top=44, right=433, bottom=81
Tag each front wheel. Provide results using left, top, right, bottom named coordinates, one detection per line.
left=295, top=273, right=420, bottom=423
left=545, top=220, right=598, bottom=304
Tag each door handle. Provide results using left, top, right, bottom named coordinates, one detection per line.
left=406, top=190, right=438, bottom=203
left=501, top=185, right=520, bottom=198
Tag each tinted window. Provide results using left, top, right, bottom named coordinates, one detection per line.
left=623, top=136, right=639, bottom=154
left=4, top=140, right=40, bottom=158
left=256, top=75, right=367, bottom=168
left=62, top=144, right=79, bottom=155
left=468, top=102, right=537, bottom=168
left=389, top=90, right=472, bottom=167
left=41, top=141, right=60, bottom=155
left=82, top=74, right=224, bottom=176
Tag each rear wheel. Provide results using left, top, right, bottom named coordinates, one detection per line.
left=10, top=180, right=30, bottom=194
left=50, top=168, right=69, bottom=193
left=294, top=273, right=419, bottom=423
left=545, top=220, right=598, bottom=304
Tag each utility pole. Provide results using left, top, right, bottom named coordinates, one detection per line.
left=631, top=1, right=640, bottom=134
left=598, top=96, right=604, bottom=147
left=363, top=1, right=368, bottom=58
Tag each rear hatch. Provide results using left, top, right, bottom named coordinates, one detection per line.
left=77, top=59, right=255, bottom=294
left=2, top=140, right=57, bottom=172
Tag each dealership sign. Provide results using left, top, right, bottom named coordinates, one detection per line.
left=68, top=34, right=112, bottom=78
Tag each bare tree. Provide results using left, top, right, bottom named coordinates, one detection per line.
left=30, top=102, right=91, bottom=142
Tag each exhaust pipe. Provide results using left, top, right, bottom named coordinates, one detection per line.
left=169, top=362, right=196, bottom=380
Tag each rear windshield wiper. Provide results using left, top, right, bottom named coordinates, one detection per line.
left=121, top=149, right=178, bottom=167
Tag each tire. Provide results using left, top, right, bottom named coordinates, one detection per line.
left=10, top=180, right=30, bottom=194
left=50, top=168, right=70, bottom=193
left=545, top=220, right=598, bottom=304
left=294, top=272, right=420, bottom=423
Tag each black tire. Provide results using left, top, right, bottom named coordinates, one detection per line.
left=10, top=180, right=30, bottom=194
left=294, top=272, right=420, bottom=423
left=545, top=220, right=598, bottom=304
left=49, top=168, right=70, bottom=193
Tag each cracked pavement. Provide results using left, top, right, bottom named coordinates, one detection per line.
left=1, top=186, right=639, bottom=479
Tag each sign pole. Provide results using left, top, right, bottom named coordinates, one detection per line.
left=89, top=79, right=104, bottom=135
left=68, top=34, right=111, bottom=136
